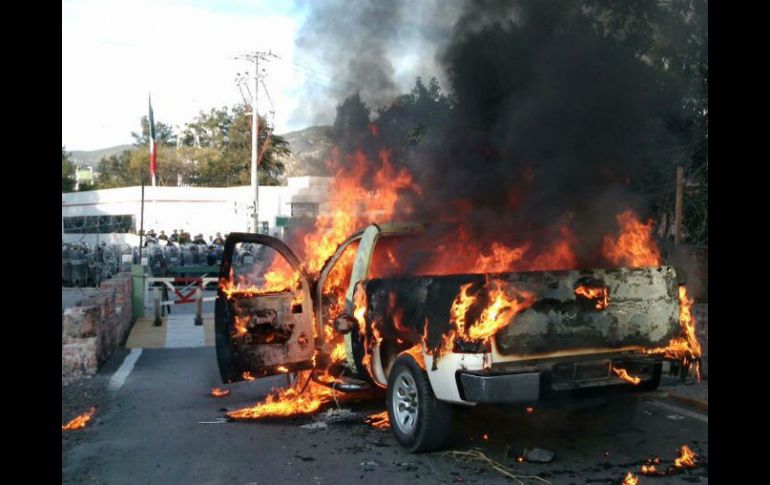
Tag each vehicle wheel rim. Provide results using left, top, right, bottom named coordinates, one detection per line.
left=392, top=370, right=419, bottom=435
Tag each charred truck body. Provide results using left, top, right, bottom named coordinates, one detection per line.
left=216, top=223, right=681, bottom=451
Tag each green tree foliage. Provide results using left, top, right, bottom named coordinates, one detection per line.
left=585, top=0, right=707, bottom=244
left=96, top=149, right=134, bottom=188
left=331, top=93, right=371, bottom=153
left=179, top=105, right=288, bottom=186
left=376, top=77, right=453, bottom=157
left=62, top=146, right=76, bottom=192
left=131, top=116, right=177, bottom=147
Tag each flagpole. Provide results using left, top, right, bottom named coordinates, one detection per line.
left=139, top=183, right=145, bottom=261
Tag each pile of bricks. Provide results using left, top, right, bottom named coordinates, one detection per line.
left=62, top=273, right=133, bottom=376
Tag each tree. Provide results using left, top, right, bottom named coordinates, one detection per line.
left=132, top=115, right=177, bottom=147
left=62, top=146, right=76, bottom=192
left=331, top=94, right=371, bottom=153
left=376, top=77, right=453, bottom=157
left=179, top=105, right=289, bottom=186
left=96, top=149, right=134, bottom=188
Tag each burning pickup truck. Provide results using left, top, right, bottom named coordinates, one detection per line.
left=216, top=222, right=698, bottom=452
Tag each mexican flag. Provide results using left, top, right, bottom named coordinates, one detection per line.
left=148, top=95, right=157, bottom=186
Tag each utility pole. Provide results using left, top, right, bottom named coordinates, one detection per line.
left=234, top=51, right=277, bottom=234
left=674, top=166, right=684, bottom=245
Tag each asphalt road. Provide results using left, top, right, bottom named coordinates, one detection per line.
left=62, top=346, right=708, bottom=485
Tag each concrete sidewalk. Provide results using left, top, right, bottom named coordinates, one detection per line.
left=660, top=376, right=708, bottom=412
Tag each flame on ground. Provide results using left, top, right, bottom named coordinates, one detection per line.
left=210, top=388, right=231, bottom=397
left=640, top=445, right=697, bottom=476
left=62, top=407, right=96, bottom=431
left=242, top=371, right=256, bottom=381
left=365, top=410, right=390, bottom=430
left=622, top=472, right=639, bottom=485
left=603, top=210, right=661, bottom=268
left=228, top=371, right=334, bottom=420
left=612, top=366, right=641, bottom=385
left=673, top=445, right=697, bottom=469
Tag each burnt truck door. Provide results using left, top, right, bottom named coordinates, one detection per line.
left=215, top=233, right=315, bottom=383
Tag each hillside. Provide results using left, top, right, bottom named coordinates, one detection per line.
left=70, top=145, right=134, bottom=169
left=275, top=125, right=334, bottom=180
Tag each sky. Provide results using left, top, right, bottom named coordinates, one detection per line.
left=62, top=0, right=336, bottom=151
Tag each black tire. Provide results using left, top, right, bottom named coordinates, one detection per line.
left=387, top=354, right=453, bottom=452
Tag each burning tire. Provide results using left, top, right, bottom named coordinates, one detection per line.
left=387, top=354, right=453, bottom=452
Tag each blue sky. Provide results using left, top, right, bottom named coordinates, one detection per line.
left=62, top=0, right=332, bottom=150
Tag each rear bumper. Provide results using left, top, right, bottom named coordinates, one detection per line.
left=459, top=372, right=540, bottom=403
left=457, top=357, right=661, bottom=405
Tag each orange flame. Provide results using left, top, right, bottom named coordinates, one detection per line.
left=622, top=472, right=639, bottom=485
left=242, top=371, right=256, bottom=381
left=673, top=445, right=696, bottom=469
left=603, top=210, right=661, bottom=267
left=401, top=343, right=426, bottom=370
left=228, top=374, right=334, bottom=420
left=432, top=280, right=534, bottom=358
left=353, top=282, right=368, bottom=334
left=467, top=282, right=535, bottom=341
left=365, top=410, right=390, bottom=430
left=210, top=388, right=231, bottom=397
left=575, top=285, right=609, bottom=310
left=612, top=366, right=641, bottom=385
left=330, top=342, right=347, bottom=363
left=303, top=149, right=421, bottom=275
left=640, top=446, right=696, bottom=476
left=62, top=407, right=96, bottom=431
left=450, top=283, right=477, bottom=336
left=220, top=258, right=300, bottom=300
left=644, top=286, right=701, bottom=381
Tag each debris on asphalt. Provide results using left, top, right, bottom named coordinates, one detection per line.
left=666, top=414, right=685, bottom=420
left=295, top=455, right=315, bottom=462
left=360, top=460, right=380, bottom=471
left=444, top=449, right=551, bottom=484
left=300, top=421, right=329, bottom=430
left=198, top=417, right=228, bottom=424
left=524, top=448, right=555, bottom=463
left=210, top=388, right=230, bottom=397
left=392, top=461, right=419, bottom=472
left=639, top=444, right=698, bottom=477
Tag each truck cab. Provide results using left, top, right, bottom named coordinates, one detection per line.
left=216, top=223, right=679, bottom=451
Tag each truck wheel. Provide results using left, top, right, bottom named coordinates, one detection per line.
left=387, top=355, right=453, bottom=452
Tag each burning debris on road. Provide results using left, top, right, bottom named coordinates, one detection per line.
left=364, top=410, right=390, bottom=430
left=621, top=472, right=639, bottom=485
left=62, top=406, right=96, bottom=431
left=210, top=388, right=230, bottom=397
left=639, top=445, right=698, bottom=477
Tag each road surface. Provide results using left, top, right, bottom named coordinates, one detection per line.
left=62, top=313, right=708, bottom=485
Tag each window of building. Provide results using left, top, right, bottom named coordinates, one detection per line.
left=290, top=202, right=318, bottom=219
left=63, top=215, right=136, bottom=234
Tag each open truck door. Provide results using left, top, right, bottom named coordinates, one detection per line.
left=215, top=233, right=315, bottom=383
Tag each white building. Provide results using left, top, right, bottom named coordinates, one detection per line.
left=62, top=176, right=333, bottom=247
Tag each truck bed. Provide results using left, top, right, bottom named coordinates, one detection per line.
left=361, top=266, right=680, bottom=359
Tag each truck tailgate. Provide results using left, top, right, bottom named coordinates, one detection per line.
left=361, top=266, right=680, bottom=358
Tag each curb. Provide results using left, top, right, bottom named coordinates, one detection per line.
left=665, top=391, right=708, bottom=413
